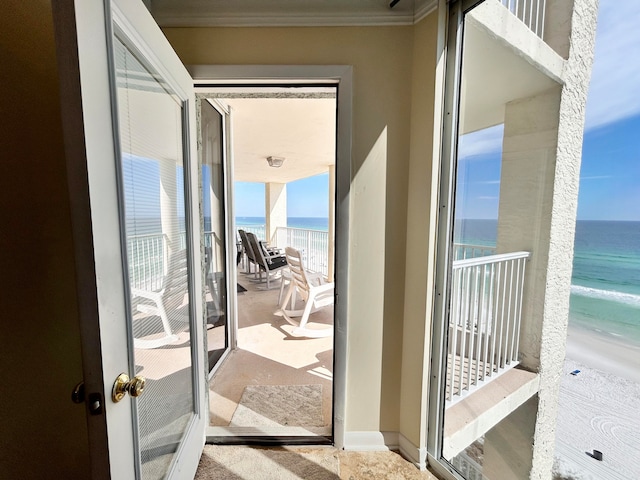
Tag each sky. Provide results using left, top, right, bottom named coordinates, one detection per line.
left=456, top=0, right=640, bottom=221
left=235, top=173, right=329, bottom=219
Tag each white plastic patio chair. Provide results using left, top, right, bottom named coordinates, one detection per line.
left=275, top=247, right=334, bottom=338
left=131, top=251, right=189, bottom=349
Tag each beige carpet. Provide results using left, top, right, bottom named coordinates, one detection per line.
left=230, top=384, right=324, bottom=427
left=195, top=446, right=440, bottom=480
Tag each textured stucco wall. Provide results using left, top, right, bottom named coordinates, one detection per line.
left=529, top=1, right=599, bottom=478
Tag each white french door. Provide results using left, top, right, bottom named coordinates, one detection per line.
left=54, top=0, right=206, bottom=478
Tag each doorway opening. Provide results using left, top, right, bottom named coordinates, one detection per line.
left=198, top=85, right=339, bottom=443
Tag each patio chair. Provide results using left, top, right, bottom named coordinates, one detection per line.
left=246, top=231, right=288, bottom=289
left=275, top=247, right=334, bottom=338
left=238, top=229, right=259, bottom=274
left=131, top=250, right=189, bottom=349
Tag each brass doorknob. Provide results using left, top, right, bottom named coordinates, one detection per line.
left=112, top=373, right=146, bottom=403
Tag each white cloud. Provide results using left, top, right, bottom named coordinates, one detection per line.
left=580, top=175, right=613, bottom=180
left=458, top=124, right=504, bottom=159
left=584, top=0, right=640, bottom=130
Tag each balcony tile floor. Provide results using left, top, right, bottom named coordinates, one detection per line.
left=209, top=268, right=334, bottom=430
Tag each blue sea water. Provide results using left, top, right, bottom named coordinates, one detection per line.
left=456, top=219, right=640, bottom=344
left=236, top=216, right=329, bottom=231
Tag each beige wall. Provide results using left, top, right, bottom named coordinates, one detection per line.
left=163, top=22, right=438, bottom=434
left=399, top=12, right=440, bottom=447
left=0, top=1, right=91, bottom=478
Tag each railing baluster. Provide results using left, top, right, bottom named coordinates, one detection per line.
left=506, top=258, right=516, bottom=365
left=475, top=264, right=486, bottom=386
left=449, top=268, right=462, bottom=400
left=482, top=263, right=494, bottom=381
left=501, top=0, right=546, bottom=39
left=467, top=266, right=477, bottom=390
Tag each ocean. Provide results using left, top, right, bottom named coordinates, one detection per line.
left=236, top=216, right=329, bottom=231
left=455, top=219, right=640, bottom=345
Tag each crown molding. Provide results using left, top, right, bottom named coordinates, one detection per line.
left=152, top=0, right=438, bottom=28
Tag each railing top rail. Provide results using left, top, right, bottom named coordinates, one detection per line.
left=453, top=251, right=531, bottom=269
left=275, top=226, right=328, bottom=233
left=128, top=232, right=168, bottom=240
left=453, top=242, right=496, bottom=250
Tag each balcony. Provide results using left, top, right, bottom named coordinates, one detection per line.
left=443, top=245, right=539, bottom=459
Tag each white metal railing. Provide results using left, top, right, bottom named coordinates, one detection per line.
left=127, top=233, right=168, bottom=291
left=446, top=250, right=531, bottom=403
left=237, top=224, right=266, bottom=241
left=500, top=0, right=546, bottom=38
left=274, top=226, right=329, bottom=277
left=451, top=451, right=485, bottom=480
left=452, top=243, right=496, bottom=261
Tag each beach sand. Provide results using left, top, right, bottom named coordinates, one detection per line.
left=554, top=324, right=640, bottom=479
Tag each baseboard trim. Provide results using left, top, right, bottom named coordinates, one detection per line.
left=398, top=434, right=428, bottom=471
left=343, top=431, right=399, bottom=451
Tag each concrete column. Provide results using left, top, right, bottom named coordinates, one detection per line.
left=328, top=165, right=336, bottom=282
left=496, top=86, right=562, bottom=371
left=159, top=159, right=179, bottom=261
left=488, top=87, right=562, bottom=479
left=265, top=182, right=287, bottom=244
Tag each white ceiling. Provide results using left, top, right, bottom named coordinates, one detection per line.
left=203, top=91, right=337, bottom=184
left=149, top=0, right=437, bottom=27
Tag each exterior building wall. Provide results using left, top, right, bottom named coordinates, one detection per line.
left=0, top=1, right=91, bottom=478
left=491, top=0, right=598, bottom=477
left=529, top=1, right=599, bottom=477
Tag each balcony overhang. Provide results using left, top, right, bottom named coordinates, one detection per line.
left=460, top=1, right=564, bottom=134
left=443, top=367, right=539, bottom=459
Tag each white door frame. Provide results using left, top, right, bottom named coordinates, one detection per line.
left=199, top=96, right=238, bottom=378
left=190, top=65, right=352, bottom=448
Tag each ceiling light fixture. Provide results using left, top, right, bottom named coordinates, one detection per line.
left=266, top=156, right=285, bottom=168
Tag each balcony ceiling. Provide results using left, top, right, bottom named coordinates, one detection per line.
left=202, top=90, right=336, bottom=184
left=460, top=12, right=561, bottom=134
left=149, top=0, right=437, bottom=27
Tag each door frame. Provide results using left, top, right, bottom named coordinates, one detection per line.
left=427, top=1, right=488, bottom=479
left=198, top=97, right=237, bottom=378
left=190, top=65, right=352, bottom=448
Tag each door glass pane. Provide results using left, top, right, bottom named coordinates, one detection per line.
left=440, top=1, right=562, bottom=477
left=115, top=35, right=195, bottom=478
left=200, top=99, right=228, bottom=370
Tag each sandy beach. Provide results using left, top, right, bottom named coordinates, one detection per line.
left=554, top=324, right=640, bottom=479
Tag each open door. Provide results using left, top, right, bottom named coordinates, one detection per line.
left=54, top=0, right=206, bottom=478
left=199, top=97, right=238, bottom=373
